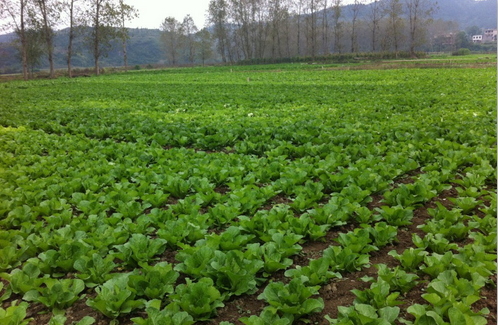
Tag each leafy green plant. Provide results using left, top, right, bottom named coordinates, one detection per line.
left=113, top=234, right=167, bottom=267
left=326, top=305, right=400, bottom=325
left=206, top=226, right=256, bottom=251
left=142, top=190, right=170, bottom=208
left=0, top=244, right=28, bottom=272
left=449, top=197, right=483, bottom=214
left=174, top=246, right=217, bottom=278
left=418, top=218, right=471, bottom=241
left=206, top=250, right=264, bottom=296
left=412, top=233, right=458, bottom=254
left=131, top=300, right=194, bottom=325
left=407, top=270, right=489, bottom=324
left=169, top=277, right=225, bottom=321
left=383, top=182, right=436, bottom=208
left=73, top=253, right=116, bottom=288
left=419, top=252, right=454, bottom=279
left=0, top=282, right=11, bottom=303
left=323, top=245, right=369, bottom=273
left=86, top=273, right=145, bottom=319
left=261, top=242, right=293, bottom=275
left=23, top=278, right=85, bottom=311
left=353, top=206, right=380, bottom=225
left=336, top=228, right=377, bottom=254
left=368, top=222, right=398, bottom=248
left=240, top=308, right=294, bottom=325
left=284, top=257, right=342, bottom=285
left=352, top=278, right=403, bottom=309
left=38, top=241, right=92, bottom=275
left=374, top=264, right=420, bottom=294
left=257, top=278, right=324, bottom=319
left=376, top=205, right=413, bottom=227
left=388, top=248, right=428, bottom=272
left=157, top=215, right=208, bottom=247
left=0, top=262, right=44, bottom=295
left=0, top=300, right=33, bottom=325
left=128, top=262, right=179, bottom=299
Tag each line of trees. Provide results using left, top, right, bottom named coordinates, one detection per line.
left=2, top=0, right=466, bottom=78
left=0, top=0, right=137, bottom=80
left=200, top=0, right=438, bottom=64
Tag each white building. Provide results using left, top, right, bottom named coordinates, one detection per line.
left=472, top=35, right=483, bottom=43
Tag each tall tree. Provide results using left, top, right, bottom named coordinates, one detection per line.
left=293, top=0, right=306, bottom=56
left=331, top=0, right=342, bottom=53
left=208, top=0, right=230, bottom=62
left=368, top=0, right=383, bottom=52
left=229, top=0, right=253, bottom=59
left=87, top=0, right=121, bottom=75
left=196, top=28, right=213, bottom=65
left=304, top=0, right=320, bottom=58
left=160, top=16, right=181, bottom=65
left=1, top=0, right=29, bottom=80
left=22, top=27, right=44, bottom=77
left=252, top=0, right=269, bottom=59
left=268, top=0, right=285, bottom=59
left=32, top=0, right=58, bottom=78
left=116, top=0, right=138, bottom=71
left=180, top=14, right=198, bottom=64
left=64, top=0, right=79, bottom=78
left=405, top=0, right=437, bottom=57
left=349, top=0, right=364, bottom=53
left=320, top=0, right=328, bottom=55
left=384, top=0, right=404, bottom=57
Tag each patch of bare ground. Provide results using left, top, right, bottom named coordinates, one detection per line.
left=260, top=193, right=293, bottom=210
left=474, top=274, right=498, bottom=325
left=392, top=168, right=424, bottom=188
left=214, top=186, right=231, bottom=195
left=367, top=193, right=384, bottom=211
left=205, top=287, right=267, bottom=325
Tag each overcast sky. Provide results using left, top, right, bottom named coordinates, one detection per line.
left=126, top=0, right=361, bottom=30
left=0, top=0, right=363, bottom=32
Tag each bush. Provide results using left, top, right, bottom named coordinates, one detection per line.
left=452, top=48, right=471, bottom=56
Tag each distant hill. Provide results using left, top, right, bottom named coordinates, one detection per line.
left=50, top=28, right=164, bottom=68
left=0, top=0, right=496, bottom=73
left=427, top=0, right=496, bottom=29
left=0, top=28, right=164, bottom=73
left=339, top=0, right=496, bottom=29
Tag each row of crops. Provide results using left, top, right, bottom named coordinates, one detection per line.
left=0, top=65, right=496, bottom=324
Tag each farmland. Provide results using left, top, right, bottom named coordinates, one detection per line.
left=0, top=63, right=496, bottom=325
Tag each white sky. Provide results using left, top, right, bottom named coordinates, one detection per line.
left=0, top=0, right=362, bottom=32
left=126, top=0, right=361, bottom=30
left=126, top=0, right=212, bottom=29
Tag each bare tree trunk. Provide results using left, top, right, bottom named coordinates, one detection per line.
left=369, top=0, right=383, bottom=52
left=20, top=0, right=28, bottom=80
left=93, top=0, right=100, bottom=75
left=321, top=0, right=328, bottom=55
left=350, top=0, right=363, bottom=53
left=67, top=0, right=74, bottom=78
left=123, top=38, right=128, bottom=71
left=37, top=0, right=55, bottom=78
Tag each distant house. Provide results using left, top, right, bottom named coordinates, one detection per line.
left=473, top=29, right=497, bottom=43
left=472, top=35, right=483, bottom=43
left=483, top=29, right=497, bottom=42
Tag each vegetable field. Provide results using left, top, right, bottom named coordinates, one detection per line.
left=0, top=64, right=496, bottom=325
